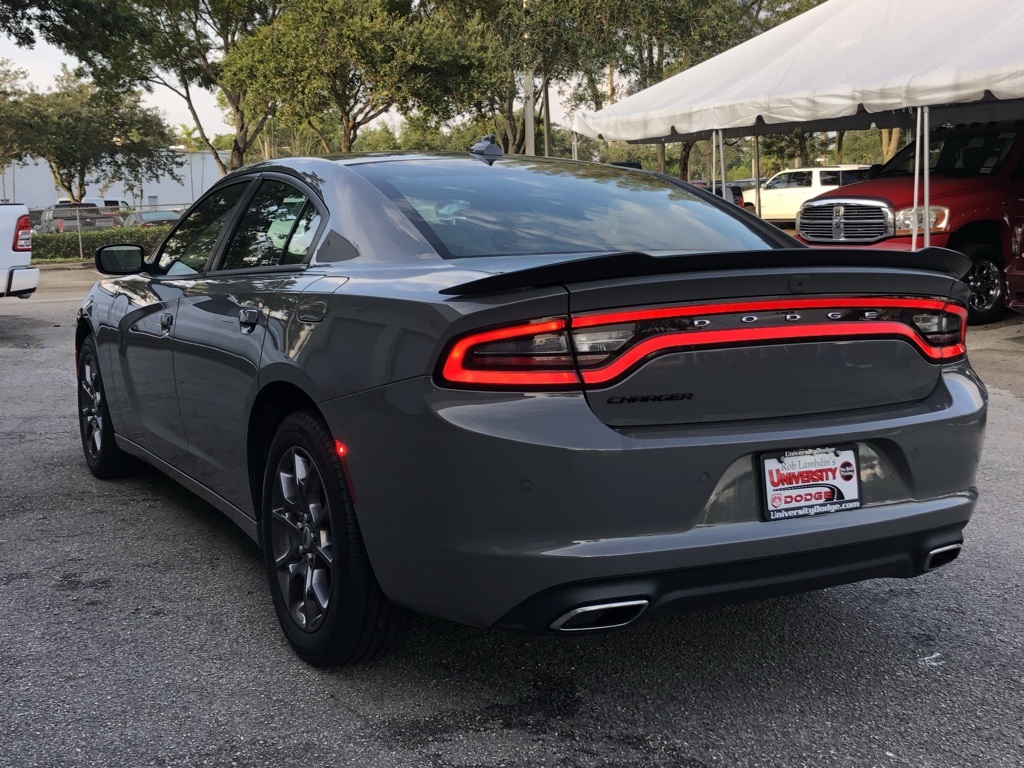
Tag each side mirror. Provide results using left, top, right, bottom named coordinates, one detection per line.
left=95, top=244, right=145, bottom=275
left=865, top=163, right=884, bottom=179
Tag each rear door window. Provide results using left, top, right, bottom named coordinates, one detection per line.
left=765, top=171, right=812, bottom=189
left=218, top=179, right=321, bottom=270
left=819, top=171, right=840, bottom=186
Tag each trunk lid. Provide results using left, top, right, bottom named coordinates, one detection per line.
left=563, top=263, right=967, bottom=427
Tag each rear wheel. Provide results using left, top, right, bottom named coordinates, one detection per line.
left=77, top=336, right=137, bottom=478
left=261, top=410, right=410, bottom=666
left=961, top=243, right=1007, bottom=325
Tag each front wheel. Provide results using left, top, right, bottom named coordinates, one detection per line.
left=77, top=336, right=137, bottom=478
left=261, top=410, right=410, bottom=666
left=961, top=243, right=1008, bottom=325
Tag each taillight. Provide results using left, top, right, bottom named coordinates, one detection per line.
left=13, top=214, right=31, bottom=251
left=570, top=298, right=967, bottom=386
left=438, top=298, right=967, bottom=391
left=439, top=318, right=579, bottom=389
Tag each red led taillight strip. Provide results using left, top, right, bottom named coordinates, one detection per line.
left=440, top=318, right=579, bottom=387
left=579, top=322, right=965, bottom=386
left=439, top=297, right=966, bottom=391
left=571, top=297, right=962, bottom=328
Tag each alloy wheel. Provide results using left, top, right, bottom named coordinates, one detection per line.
left=965, top=258, right=1003, bottom=313
left=79, top=355, right=104, bottom=460
left=269, top=447, right=335, bottom=633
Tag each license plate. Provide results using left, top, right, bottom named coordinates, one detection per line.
left=761, top=445, right=861, bottom=521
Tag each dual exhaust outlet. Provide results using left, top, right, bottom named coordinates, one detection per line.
left=548, top=543, right=962, bottom=632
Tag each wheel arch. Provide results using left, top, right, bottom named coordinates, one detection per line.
left=948, top=219, right=1007, bottom=258
left=247, top=379, right=324, bottom=541
left=75, top=314, right=94, bottom=360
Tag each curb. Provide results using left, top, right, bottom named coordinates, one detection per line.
left=36, top=261, right=93, bottom=271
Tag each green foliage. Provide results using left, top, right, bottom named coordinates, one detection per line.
left=224, top=0, right=495, bottom=152
left=0, top=59, right=29, bottom=169
left=31, top=225, right=170, bottom=262
left=352, top=123, right=401, bottom=153
left=17, top=69, right=181, bottom=202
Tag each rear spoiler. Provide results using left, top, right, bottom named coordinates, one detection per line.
left=440, top=247, right=971, bottom=297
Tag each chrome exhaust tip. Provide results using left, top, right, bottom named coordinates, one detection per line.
left=549, top=599, right=649, bottom=632
left=923, top=543, right=962, bottom=572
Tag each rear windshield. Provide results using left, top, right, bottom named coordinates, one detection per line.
left=352, top=158, right=776, bottom=259
left=880, top=130, right=1018, bottom=178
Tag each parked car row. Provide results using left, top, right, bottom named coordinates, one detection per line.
left=31, top=204, right=181, bottom=233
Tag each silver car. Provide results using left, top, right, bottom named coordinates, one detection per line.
left=76, top=146, right=986, bottom=666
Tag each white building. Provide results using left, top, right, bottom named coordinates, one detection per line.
left=0, top=149, right=230, bottom=209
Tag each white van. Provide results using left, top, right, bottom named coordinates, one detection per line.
left=756, top=166, right=870, bottom=222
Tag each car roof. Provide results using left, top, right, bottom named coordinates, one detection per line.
left=774, top=165, right=871, bottom=172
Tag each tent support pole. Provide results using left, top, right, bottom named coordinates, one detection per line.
left=711, top=133, right=717, bottom=190
left=923, top=106, right=931, bottom=248
left=754, top=126, right=761, bottom=217
left=912, top=107, right=922, bottom=251
left=719, top=130, right=727, bottom=200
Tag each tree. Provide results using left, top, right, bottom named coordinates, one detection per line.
left=19, top=70, right=181, bottom=202
left=224, top=0, right=494, bottom=153
left=0, top=59, right=29, bottom=170
left=8, top=0, right=278, bottom=174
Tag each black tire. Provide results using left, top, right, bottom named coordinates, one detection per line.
left=77, top=335, right=137, bottom=479
left=261, top=410, right=410, bottom=666
left=960, top=243, right=1008, bottom=325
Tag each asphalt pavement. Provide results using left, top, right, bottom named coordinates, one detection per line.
left=1, top=266, right=1023, bottom=768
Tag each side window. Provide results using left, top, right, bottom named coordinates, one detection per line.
left=791, top=171, right=812, bottom=187
left=764, top=173, right=791, bottom=190
left=840, top=170, right=867, bottom=184
left=819, top=171, right=840, bottom=186
left=156, top=183, right=248, bottom=276
left=286, top=204, right=322, bottom=262
left=219, top=180, right=320, bottom=270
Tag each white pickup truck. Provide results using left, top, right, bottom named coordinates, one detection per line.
left=0, top=203, right=37, bottom=299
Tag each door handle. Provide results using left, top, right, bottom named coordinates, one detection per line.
left=238, top=307, right=261, bottom=331
left=159, top=312, right=174, bottom=332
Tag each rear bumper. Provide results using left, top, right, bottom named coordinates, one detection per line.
left=1005, top=259, right=1024, bottom=312
left=321, top=363, right=986, bottom=629
left=1, top=266, right=39, bottom=298
left=497, top=520, right=969, bottom=632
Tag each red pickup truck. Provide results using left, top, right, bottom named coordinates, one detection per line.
left=796, top=122, right=1024, bottom=324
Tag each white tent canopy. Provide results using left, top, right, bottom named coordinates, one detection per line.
left=571, top=0, right=1024, bottom=143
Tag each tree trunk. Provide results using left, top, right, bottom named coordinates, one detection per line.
left=542, top=74, right=551, bottom=157
left=656, top=143, right=666, bottom=174
left=678, top=141, right=694, bottom=179
left=796, top=129, right=809, bottom=167
left=340, top=120, right=354, bottom=153
left=880, top=128, right=902, bottom=161
left=834, top=130, right=845, bottom=164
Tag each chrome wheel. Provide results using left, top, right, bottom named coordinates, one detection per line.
left=269, top=447, right=335, bottom=633
left=79, top=352, right=104, bottom=460
left=964, top=257, right=1003, bottom=314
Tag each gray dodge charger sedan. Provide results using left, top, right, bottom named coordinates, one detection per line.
left=76, top=145, right=987, bottom=666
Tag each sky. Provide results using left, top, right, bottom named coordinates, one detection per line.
left=0, top=35, right=232, bottom=136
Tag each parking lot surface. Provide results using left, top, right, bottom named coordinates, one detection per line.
left=2, top=267, right=1023, bottom=767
